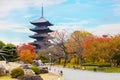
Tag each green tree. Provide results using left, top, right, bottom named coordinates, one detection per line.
left=0, top=41, right=5, bottom=49
left=1, top=43, right=18, bottom=61
left=37, top=50, right=49, bottom=63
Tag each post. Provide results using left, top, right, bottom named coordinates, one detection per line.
left=49, top=53, right=52, bottom=70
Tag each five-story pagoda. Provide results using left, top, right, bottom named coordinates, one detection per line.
left=29, top=6, right=53, bottom=52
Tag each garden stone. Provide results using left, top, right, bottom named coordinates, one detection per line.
left=24, top=69, right=35, bottom=75
left=20, top=64, right=30, bottom=69
left=17, top=75, right=43, bottom=80
left=0, top=64, right=6, bottom=76
left=33, top=60, right=43, bottom=66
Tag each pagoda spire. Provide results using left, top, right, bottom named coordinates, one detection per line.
left=41, top=3, right=44, bottom=18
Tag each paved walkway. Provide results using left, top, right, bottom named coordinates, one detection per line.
left=51, top=66, right=120, bottom=80
left=0, top=61, right=21, bottom=70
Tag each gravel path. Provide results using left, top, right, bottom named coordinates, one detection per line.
left=52, top=66, right=120, bottom=80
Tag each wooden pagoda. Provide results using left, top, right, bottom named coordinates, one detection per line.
left=29, top=6, right=53, bottom=52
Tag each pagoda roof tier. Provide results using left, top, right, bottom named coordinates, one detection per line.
left=30, top=41, right=51, bottom=46
left=29, top=36, right=44, bottom=40
left=30, top=28, right=53, bottom=33
left=29, top=34, right=50, bottom=39
left=30, top=17, right=53, bottom=26
left=29, top=42, right=38, bottom=45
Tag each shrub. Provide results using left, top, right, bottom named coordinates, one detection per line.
left=17, top=75, right=43, bottom=80
left=10, top=67, right=24, bottom=78
left=30, top=66, right=40, bottom=75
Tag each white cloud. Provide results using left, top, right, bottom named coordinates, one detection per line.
left=0, top=37, right=23, bottom=45
left=0, top=0, right=67, bottom=18
left=50, top=20, right=92, bottom=33
left=113, top=4, right=120, bottom=16
left=56, top=20, right=92, bottom=26
left=110, top=0, right=120, bottom=16
left=88, top=23, right=120, bottom=36
left=0, top=36, right=34, bottom=45
left=51, top=22, right=120, bottom=36
left=63, top=17, right=78, bottom=21
left=94, top=0, right=120, bottom=16
left=0, top=21, right=33, bottom=33
left=11, top=40, right=34, bottom=46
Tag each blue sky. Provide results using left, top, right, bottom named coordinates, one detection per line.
left=0, top=0, right=120, bottom=45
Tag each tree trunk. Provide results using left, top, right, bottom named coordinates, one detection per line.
left=78, top=55, right=83, bottom=66
left=63, top=54, right=67, bottom=67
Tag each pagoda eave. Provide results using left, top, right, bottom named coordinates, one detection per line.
left=29, top=36, right=44, bottom=38
left=30, top=21, right=53, bottom=26
left=29, top=28, right=53, bottom=32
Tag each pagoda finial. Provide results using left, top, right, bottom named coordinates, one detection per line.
left=41, top=3, right=43, bottom=18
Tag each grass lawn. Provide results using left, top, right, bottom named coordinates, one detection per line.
left=65, top=63, right=120, bottom=73
left=0, top=76, right=16, bottom=80
left=81, top=66, right=120, bottom=73
left=0, top=72, right=62, bottom=80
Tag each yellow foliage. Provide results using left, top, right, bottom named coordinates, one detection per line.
left=60, top=59, right=65, bottom=64
left=70, top=58, right=78, bottom=64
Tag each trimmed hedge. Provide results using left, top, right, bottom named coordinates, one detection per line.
left=82, top=63, right=111, bottom=67
left=10, top=67, right=24, bottom=78
left=30, top=66, right=40, bottom=75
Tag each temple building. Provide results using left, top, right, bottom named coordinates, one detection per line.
left=29, top=6, right=53, bottom=52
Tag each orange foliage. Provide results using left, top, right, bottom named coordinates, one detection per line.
left=17, top=44, right=36, bottom=63
left=82, top=35, right=112, bottom=63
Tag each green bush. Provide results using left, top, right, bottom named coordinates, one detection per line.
left=17, top=75, right=43, bottom=80
left=30, top=66, right=40, bottom=75
left=10, top=67, right=24, bottom=78
left=42, top=59, right=49, bottom=63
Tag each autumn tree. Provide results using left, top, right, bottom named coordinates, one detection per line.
left=82, top=35, right=111, bottom=63
left=46, top=46, right=65, bottom=64
left=66, top=30, right=92, bottom=65
left=17, top=44, right=36, bottom=63
left=51, top=30, right=69, bottom=67
left=109, top=34, right=120, bottom=66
